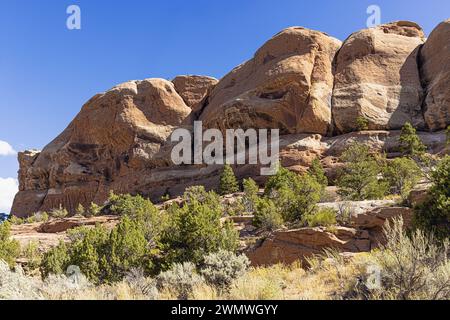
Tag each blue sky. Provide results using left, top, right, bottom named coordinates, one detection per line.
left=0, top=0, right=449, bottom=212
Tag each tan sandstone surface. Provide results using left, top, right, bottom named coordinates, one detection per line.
left=420, top=19, right=450, bottom=131
left=332, top=21, right=426, bottom=133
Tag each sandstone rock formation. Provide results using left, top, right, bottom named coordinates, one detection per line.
left=11, top=20, right=450, bottom=218
left=172, top=75, right=218, bottom=112
left=12, top=78, right=192, bottom=216
left=11, top=216, right=120, bottom=252
left=247, top=226, right=371, bottom=266
left=332, top=21, right=426, bottom=133
left=420, top=19, right=450, bottom=131
left=199, top=27, right=342, bottom=135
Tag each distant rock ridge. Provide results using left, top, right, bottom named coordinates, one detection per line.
left=11, top=20, right=450, bottom=217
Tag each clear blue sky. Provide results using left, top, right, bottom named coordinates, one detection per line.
left=0, top=0, right=449, bottom=201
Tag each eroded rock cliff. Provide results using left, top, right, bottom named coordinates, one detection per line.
left=11, top=20, right=450, bottom=217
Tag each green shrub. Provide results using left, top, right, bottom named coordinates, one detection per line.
left=156, top=262, right=204, bottom=300
left=88, top=202, right=102, bottom=217
left=33, top=212, right=49, bottom=223
left=219, top=165, right=239, bottom=195
left=22, top=241, right=42, bottom=273
left=305, top=208, right=337, bottom=227
left=265, top=167, right=322, bottom=222
left=223, top=198, right=246, bottom=216
left=105, top=216, right=155, bottom=282
left=50, top=206, right=69, bottom=219
left=253, top=198, right=284, bottom=231
left=183, top=186, right=221, bottom=207
left=242, top=178, right=259, bottom=213
left=200, top=250, right=250, bottom=289
left=40, top=242, right=70, bottom=278
left=337, top=143, right=388, bottom=201
left=109, top=193, right=155, bottom=219
left=0, top=222, right=21, bottom=268
left=163, top=191, right=239, bottom=266
left=9, top=216, right=25, bottom=225
left=108, top=193, right=167, bottom=243
left=75, top=204, right=85, bottom=217
left=384, top=157, right=422, bottom=199
left=41, top=217, right=157, bottom=284
left=414, top=156, right=450, bottom=241
left=356, top=116, right=369, bottom=131
left=399, top=122, right=427, bottom=157
left=308, top=158, right=328, bottom=188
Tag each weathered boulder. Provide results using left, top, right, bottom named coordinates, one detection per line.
left=199, top=27, right=342, bottom=135
left=172, top=75, right=218, bottom=112
left=420, top=19, right=450, bottom=131
left=12, top=79, right=192, bottom=217
left=247, top=202, right=414, bottom=266
left=408, top=183, right=432, bottom=207
left=247, top=227, right=371, bottom=266
left=38, top=216, right=119, bottom=234
left=332, top=21, right=426, bottom=133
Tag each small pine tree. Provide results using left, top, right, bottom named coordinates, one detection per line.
left=414, top=156, right=450, bottom=241
left=399, top=122, right=427, bottom=157
left=356, top=116, right=369, bottom=131
left=337, top=143, right=388, bottom=201
left=242, top=178, right=259, bottom=213
left=308, top=158, right=328, bottom=188
left=219, top=165, right=239, bottom=195
left=383, top=157, right=422, bottom=200
left=0, top=222, right=21, bottom=268
left=253, top=198, right=284, bottom=231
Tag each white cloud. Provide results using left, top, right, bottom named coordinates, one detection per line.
left=0, top=178, right=18, bottom=214
left=0, top=140, right=16, bottom=156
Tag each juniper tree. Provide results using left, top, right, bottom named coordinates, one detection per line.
left=399, top=122, right=427, bottom=157
left=414, top=156, right=450, bottom=241
left=219, top=165, right=239, bottom=195
left=308, top=158, right=328, bottom=188
left=337, top=143, right=388, bottom=201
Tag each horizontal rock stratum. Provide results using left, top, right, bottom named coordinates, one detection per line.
left=12, top=20, right=450, bottom=217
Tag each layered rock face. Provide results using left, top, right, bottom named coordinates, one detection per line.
left=332, top=21, right=426, bottom=133
left=199, top=27, right=342, bottom=135
left=13, top=79, right=192, bottom=216
left=11, top=20, right=450, bottom=217
left=420, top=19, right=450, bottom=131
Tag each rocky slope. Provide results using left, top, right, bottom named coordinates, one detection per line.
left=12, top=20, right=450, bottom=217
left=11, top=196, right=419, bottom=267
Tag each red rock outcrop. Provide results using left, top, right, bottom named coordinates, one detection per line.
left=11, top=20, right=450, bottom=218
left=247, top=227, right=371, bottom=266
left=12, top=78, right=192, bottom=217
left=199, top=27, right=342, bottom=135
left=332, top=21, right=426, bottom=133
left=420, top=19, right=450, bottom=131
